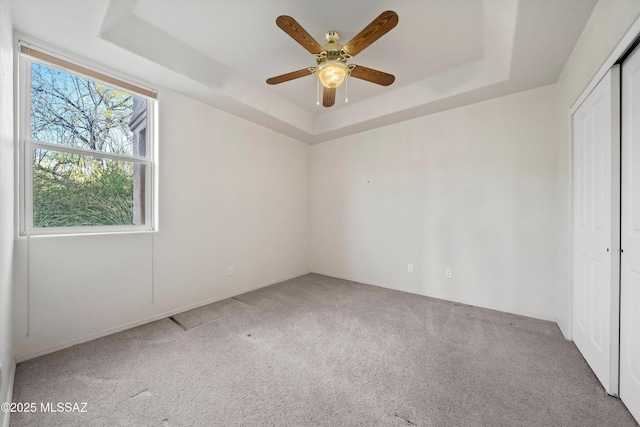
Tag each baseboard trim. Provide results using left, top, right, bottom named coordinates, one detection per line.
left=311, top=271, right=560, bottom=325
left=16, top=270, right=561, bottom=362
left=1, top=359, right=16, bottom=427
left=557, top=317, right=572, bottom=340
left=15, top=271, right=310, bottom=362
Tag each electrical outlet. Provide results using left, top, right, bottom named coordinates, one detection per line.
left=408, top=264, right=414, bottom=273
left=445, top=268, right=452, bottom=279
left=227, top=266, right=234, bottom=276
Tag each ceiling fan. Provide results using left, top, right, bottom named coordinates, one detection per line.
left=266, top=11, right=399, bottom=107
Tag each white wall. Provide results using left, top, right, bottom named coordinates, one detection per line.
left=311, top=84, right=559, bottom=320
left=555, top=0, right=640, bottom=338
left=13, top=88, right=310, bottom=360
left=0, top=0, right=15, bottom=423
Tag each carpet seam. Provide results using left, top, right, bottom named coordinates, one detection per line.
left=168, top=316, right=187, bottom=331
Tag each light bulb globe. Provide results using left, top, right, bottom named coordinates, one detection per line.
left=318, top=61, right=348, bottom=88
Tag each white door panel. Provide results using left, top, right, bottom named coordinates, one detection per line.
left=621, top=46, right=640, bottom=422
left=572, top=65, right=620, bottom=396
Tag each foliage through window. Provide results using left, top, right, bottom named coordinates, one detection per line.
left=21, top=46, right=155, bottom=234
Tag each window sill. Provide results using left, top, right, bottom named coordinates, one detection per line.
left=20, top=227, right=157, bottom=238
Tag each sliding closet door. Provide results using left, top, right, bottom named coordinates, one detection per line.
left=621, top=46, right=640, bottom=422
left=572, top=65, right=621, bottom=396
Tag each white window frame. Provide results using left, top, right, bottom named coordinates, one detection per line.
left=19, top=42, right=157, bottom=236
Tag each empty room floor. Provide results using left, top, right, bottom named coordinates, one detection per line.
left=10, top=274, right=638, bottom=426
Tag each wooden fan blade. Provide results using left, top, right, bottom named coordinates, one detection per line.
left=343, top=11, right=398, bottom=58
left=266, top=68, right=314, bottom=85
left=276, top=16, right=325, bottom=55
left=323, top=86, right=336, bottom=107
left=350, top=65, right=395, bottom=86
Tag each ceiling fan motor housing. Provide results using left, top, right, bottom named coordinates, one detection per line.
left=319, top=31, right=346, bottom=63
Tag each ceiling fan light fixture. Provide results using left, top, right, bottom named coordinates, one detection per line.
left=317, top=60, right=348, bottom=88
left=268, top=12, right=398, bottom=107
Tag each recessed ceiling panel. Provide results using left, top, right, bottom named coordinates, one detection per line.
left=132, top=0, right=484, bottom=111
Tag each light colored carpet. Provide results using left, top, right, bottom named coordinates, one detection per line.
left=10, top=273, right=638, bottom=426
left=170, top=297, right=249, bottom=330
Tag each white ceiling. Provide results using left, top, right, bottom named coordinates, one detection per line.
left=8, top=0, right=597, bottom=144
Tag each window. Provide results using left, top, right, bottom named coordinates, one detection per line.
left=19, top=44, right=156, bottom=235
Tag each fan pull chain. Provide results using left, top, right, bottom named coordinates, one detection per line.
left=316, top=78, right=320, bottom=106
left=345, top=74, right=349, bottom=103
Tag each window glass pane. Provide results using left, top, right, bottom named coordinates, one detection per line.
left=33, top=148, right=146, bottom=228
left=30, top=62, right=147, bottom=157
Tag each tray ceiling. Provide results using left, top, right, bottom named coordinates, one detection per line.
left=8, top=0, right=597, bottom=143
